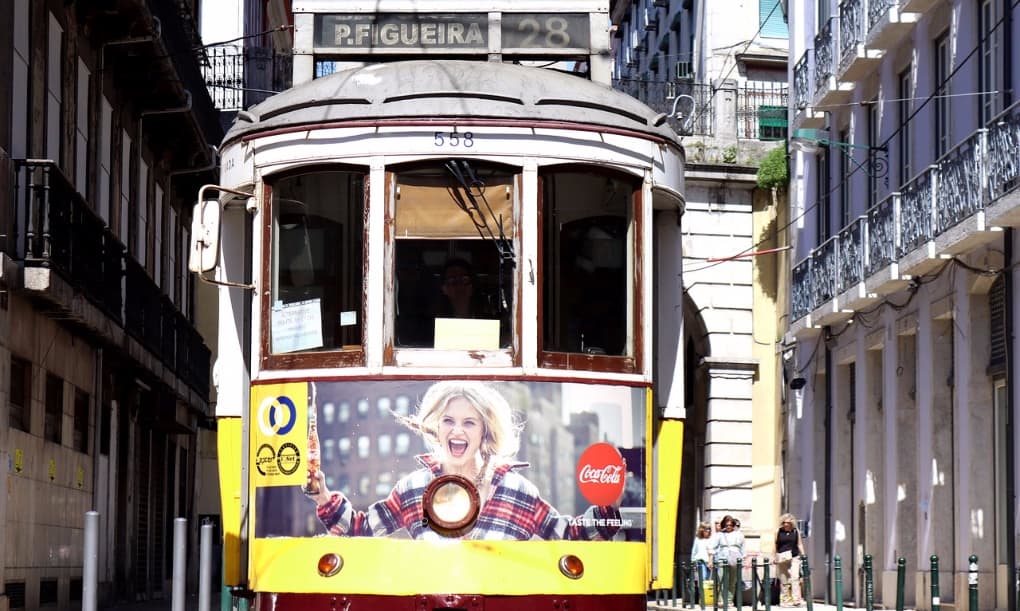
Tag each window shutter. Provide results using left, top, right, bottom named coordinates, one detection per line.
left=760, top=0, right=788, bottom=38
left=988, top=275, right=1006, bottom=373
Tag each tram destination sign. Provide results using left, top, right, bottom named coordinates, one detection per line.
left=313, top=13, right=591, bottom=53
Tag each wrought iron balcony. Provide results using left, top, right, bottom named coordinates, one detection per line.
left=865, top=192, right=897, bottom=277
left=790, top=99, right=1020, bottom=327
left=10, top=159, right=210, bottom=399
left=866, top=0, right=919, bottom=50
left=813, top=20, right=835, bottom=101
left=793, top=52, right=811, bottom=111
left=838, top=0, right=882, bottom=81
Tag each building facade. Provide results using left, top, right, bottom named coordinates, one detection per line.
left=785, top=0, right=1018, bottom=609
left=0, top=0, right=220, bottom=608
left=610, top=0, right=790, bottom=558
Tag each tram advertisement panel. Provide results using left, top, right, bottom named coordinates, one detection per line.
left=251, top=380, right=647, bottom=541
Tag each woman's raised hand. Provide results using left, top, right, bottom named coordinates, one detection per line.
left=304, top=469, right=333, bottom=506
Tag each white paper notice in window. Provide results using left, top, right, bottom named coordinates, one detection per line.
left=272, top=299, right=324, bottom=353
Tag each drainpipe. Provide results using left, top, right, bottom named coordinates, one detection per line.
left=824, top=327, right=833, bottom=604
left=1003, top=4, right=1016, bottom=611
left=98, top=18, right=162, bottom=75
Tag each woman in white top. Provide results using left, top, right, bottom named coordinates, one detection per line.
left=712, top=515, right=745, bottom=605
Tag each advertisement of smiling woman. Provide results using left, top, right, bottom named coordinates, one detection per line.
left=252, top=379, right=646, bottom=541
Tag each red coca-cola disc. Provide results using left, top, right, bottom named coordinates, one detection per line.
left=575, top=442, right=626, bottom=506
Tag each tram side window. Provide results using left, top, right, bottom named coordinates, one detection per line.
left=269, top=171, right=365, bottom=354
left=392, top=161, right=516, bottom=350
left=541, top=169, right=638, bottom=360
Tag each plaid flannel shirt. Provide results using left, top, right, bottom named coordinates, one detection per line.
left=317, top=454, right=621, bottom=541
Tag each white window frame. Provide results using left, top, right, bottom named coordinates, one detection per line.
left=75, top=60, right=91, bottom=194
left=46, top=14, right=64, bottom=163
left=121, top=131, right=132, bottom=244
left=98, top=99, right=113, bottom=225
left=933, top=31, right=951, bottom=159
left=898, top=68, right=912, bottom=186
left=12, top=0, right=30, bottom=159
left=978, top=0, right=999, bottom=126
left=154, top=184, right=164, bottom=283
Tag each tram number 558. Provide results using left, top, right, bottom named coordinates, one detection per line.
left=434, top=131, right=474, bottom=148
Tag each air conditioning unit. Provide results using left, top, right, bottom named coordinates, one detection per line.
left=676, top=61, right=693, bottom=80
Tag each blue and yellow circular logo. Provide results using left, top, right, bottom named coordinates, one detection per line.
left=256, top=395, right=298, bottom=437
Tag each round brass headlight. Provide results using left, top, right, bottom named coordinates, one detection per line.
left=422, top=474, right=481, bottom=537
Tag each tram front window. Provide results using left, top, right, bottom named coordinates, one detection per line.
left=392, top=161, right=516, bottom=350
left=269, top=170, right=365, bottom=355
left=541, top=169, right=638, bottom=367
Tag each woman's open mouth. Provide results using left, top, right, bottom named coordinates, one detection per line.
left=448, top=439, right=469, bottom=458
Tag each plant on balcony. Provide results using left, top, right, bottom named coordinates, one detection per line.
left=756, top=145, right=788, bottom=191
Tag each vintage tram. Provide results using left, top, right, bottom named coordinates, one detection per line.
left=190, top=56, right=687, bottom=610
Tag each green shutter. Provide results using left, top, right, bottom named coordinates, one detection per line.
left=760, top=0, right=788, bottom=38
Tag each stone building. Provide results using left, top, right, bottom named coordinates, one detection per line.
left=610, top=0, right=790, bottom=558
left=785, top=0, right=1018, bottom=609
left=0, top=0, right=220, bottom=608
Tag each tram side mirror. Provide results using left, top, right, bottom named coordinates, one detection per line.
left=189, top=199, right=221, bottom=274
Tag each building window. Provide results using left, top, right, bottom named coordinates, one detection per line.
left=378, top=434, right=392, bottom=457
left=978, top=0, right=1000, bottom=125
left=45, top=373, right=64, bottom=444
left=12, top=0, right=30, bottom=158
left=39, top=578, right=58, bottom=606
left=75, top=59, right=91, bottom=194
left=357, top=435, right=370, bottom=458
left=839, top=128, right=851, bottom=227
left=9, top=356, right=31, bottom=433
left=759, top=0, right=788, bottom=38
left=338, top=401, right=350, bottom=422
left=73, top=388, right=89, bottom=454
left=898, top=68, right=912, bottom=186
left=816, top=145, right=831, bottom=240
left=97, top=98, right=113, bottom=225
left=934, top=30, right=951, bottom=158
left=46, top=14, right=64, bottom=162
left=375, top=471, right=393, bottom=496
left=338, top=437, right=351, bottom=459
left=868, top=100, right=880, bottom=207
left=395, top=432, right=411, bottom=456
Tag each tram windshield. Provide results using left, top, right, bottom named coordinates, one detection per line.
left=269, top=170, right=365, bottom=354
left=392, top=161, right=516, bottom=350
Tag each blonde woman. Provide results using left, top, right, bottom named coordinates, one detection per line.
left=306, top=380, right=622, bottom=540
left=774, top=513, right=805, bottom=606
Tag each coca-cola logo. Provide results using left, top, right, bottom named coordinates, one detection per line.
left=576, top=442, right=626, bottom=506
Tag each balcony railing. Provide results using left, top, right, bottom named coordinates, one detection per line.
left=794, top=52, right=811, bottom=110
left=838, top=0, right=865, bottom=73
left=204, top=46, right=293, bottom=112
left=11, top=160, right=210, bottom=399
left=935, top=130, right=984, bottom=234
left=814, top=19, right=836, bottom=99
left=838, top=217, right=866, bottom=294
left=869, top=0, right=895, bottom=30
left=736, top=82, right=789, bottom=141
left=866, top=193, right=896, bottom=276
left=791, top=99, right=1020, bottom=325
left=986, top=102, right=1020, bottom=202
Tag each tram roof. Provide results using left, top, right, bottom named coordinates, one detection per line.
left=223, top=60, right=681, bottom=146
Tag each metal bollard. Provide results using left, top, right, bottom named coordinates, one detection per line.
left=83, top=511, right=99, bottom=611
left=763, top=557, right=771, bottom=611
left=895, top=557, right=905, bottom=611
left=751, top=557, right=758, bottom=611
left=801, top=555, right=813, bottom=611
left=200, top=520, right=214, bottom=611
left=967, top=555, right=978, bottom=611
left=834, top=555, right=843, bottom=611
left=673, top=559, right=679, bottom=608
left=864, top=554, right=873, bottom=611
left=172, top=517, right=187, bottom=611
left=736, top=557, right=744, bottom=609
left=930, top=555, right=940, bottom=611
left=720, top=559, right=729, bottom=611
